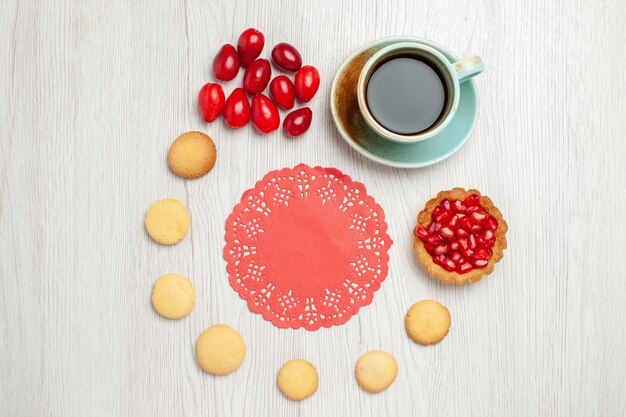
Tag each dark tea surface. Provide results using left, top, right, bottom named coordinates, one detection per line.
left=366, top=57, right=446, bottom=135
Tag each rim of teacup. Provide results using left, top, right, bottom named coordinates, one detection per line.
left=356, top=41, right=461, bottom=144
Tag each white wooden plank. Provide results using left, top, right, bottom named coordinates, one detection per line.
left=0, top=0, right=624, bottom=415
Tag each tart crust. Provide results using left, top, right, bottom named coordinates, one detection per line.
left=413, top=188, right=508, bottom=285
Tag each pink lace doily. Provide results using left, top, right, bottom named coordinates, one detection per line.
left=224, top=164, right=393, bottom=331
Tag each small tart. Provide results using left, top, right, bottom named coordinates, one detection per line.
left=413, top=188, right=508, bottom=285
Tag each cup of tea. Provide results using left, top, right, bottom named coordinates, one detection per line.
left=357, top=42, right=483, bottom=143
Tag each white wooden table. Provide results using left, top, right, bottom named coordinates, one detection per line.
left=1, top=1, right=625, bottom=416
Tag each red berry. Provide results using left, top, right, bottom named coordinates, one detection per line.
left=283, top=107, right=312, bottom=137
left=198, top=83, right=225, bottom=123
left=269, top=76, right=295, bottom=110
left=251, top=94, right=280, bottom=134
left=222, top=88, right=250, bottom=128
left=237, top=28, right=264, bottom=66
left=212, top=44, right=240, bottom=81
left=242, top=59, right=271, bottom=95
left=271, top=43, right=302, bottom=72
left=294, top=66, right=320, bottom=102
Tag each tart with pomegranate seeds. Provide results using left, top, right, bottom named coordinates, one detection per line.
left=413, top=188, right=508, bottom=285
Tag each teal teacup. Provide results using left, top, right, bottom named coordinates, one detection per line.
left=357, top=41, right=483, bottom=143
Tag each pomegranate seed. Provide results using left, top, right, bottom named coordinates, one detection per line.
left=460, top=217, right=472, bottom=230
left=428, top=222, right=437, bottom=234
left=433, top=255, right=447, bottom=265
left=443, top=259, right=457, bottom=271
left=459, top=238, right=468, bottom=250
left=450, top=251, right=462, bottom=262
left=448, top=215, right=459, bottom=227
left=424, top=243, right=436, bottom=253
left=453, top=200, right=467, bottom=212
left=457, top=262, right=473, bottom=274
left=460, top=247, right=474, bottom=259
left=426, top=235, right=442, bottom=245
left=472, top=212, right=488, bottom=223
left=469, top=234, right=477, bottom=249
left=463, top=194, right=480, bottom=206
left=434, top=244, right=449, bottom=255
left=432, top=206, right=444, bottom=218
left=450, top=241, right=460, bottom=251
left=466, top=205, right=481, bottom=214
left=474, top=259, right=489, bottom=268
left=433, top=222, right=442, bottom=232
left=441, top=199, right=451, bottom=210
left=435, top=211, right=450, bottom=224
left=475, top=236, right=485, bottom=247
left=470, top=223, right=483, bottom=233
left=415, top=226, right=429, bottom=239
left=483, top=230, right=494, bottom=241
left=456, top=228, right=469, bottom=238
left=485, top=216, right=499, bottom=231
left=484, top=239, right=495, bottom=249
left=474, top=248, right=492, bottom=260
left=440, top=227, right=454, bottom=239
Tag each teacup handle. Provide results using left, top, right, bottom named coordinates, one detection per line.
left=453, top=56, right=484, bottom=83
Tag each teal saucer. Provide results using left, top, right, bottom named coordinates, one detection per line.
left=330, top=36, right=479, bottom=169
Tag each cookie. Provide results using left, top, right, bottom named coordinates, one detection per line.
left=151, top=274, right=195, bottom=319
left=195, top=324, right=246, bottom=375
left=355, top=350, right=397, bottom=393
left=168, top=131, right=217, bottom=179
left=277, top=359, right=319, bottom=400
left=405, top=300, right=451, bottom=345
left=145, top=198, right=190, bottom=245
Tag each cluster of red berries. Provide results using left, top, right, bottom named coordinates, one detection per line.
left=198, top=28, right=320, bottom=137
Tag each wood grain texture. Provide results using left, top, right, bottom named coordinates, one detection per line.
left=1, top=0, right=625, bottom=416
